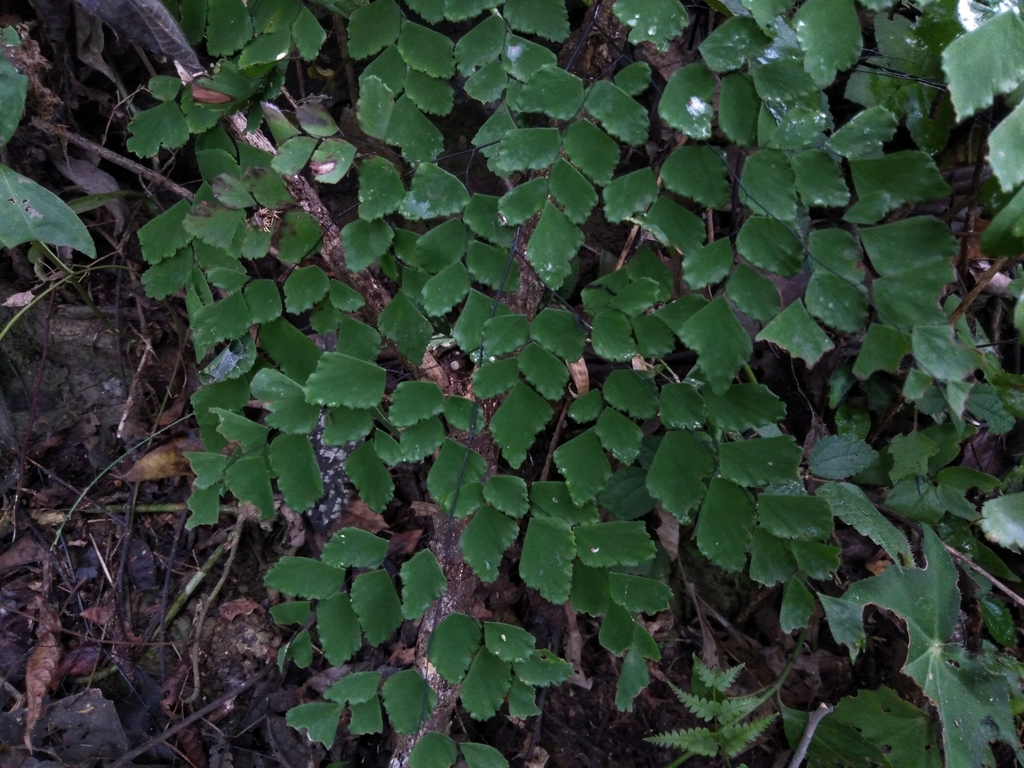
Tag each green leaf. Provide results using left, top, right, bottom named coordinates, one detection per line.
left=428, top=439, right=487, bottom=504
left=415, top=218, right=468, bottom=273
left=513, top=649, right=573, bottom=687
left=461, top=505, right=519, bottom=583
left=408, top=732, right=457, bottom=768
left=608, top=573, right=671, bottom=614
left=484, top=623, right=535, bottom=664
left=518, top=343, right=570, bottom=400
left=502, top=35, right=556, bottom=82
left=911, top=325, right=980, bottom=383
left=0, top=37, right=27, bottom=149
left=677, top=298, right=752, bottom=394
left=561, top=119, right=620, bottom=187
left=310, top=139, right=356, bottom=184
left=719, top=73, right=760, bottom=147
left=429, top=613, right=482, bottom=684
left=205, top=0, right=252, bottom=55
left=853, top=323, right=910, bottom=378
left=612, top=0, right=687, bottom=52
left=322, top=527, right=389, bottom=569
left=791, top=149, right=850, bottom=207
left=989, top=101, right=1024, bottom=191
left=736, top=217, right=802, bottom=277
left=382, top=670, right=436, bottom=735
left=821, top=529, right=1018, bottom=768
left=594, top=408, right=643, bottom=464
left=793, top=0, right=862, bottom=86
left=318, top=592, right=363, bottom=666
left=351, top=569, right=403, bottom=645
left=184, top=202, right=246, bottom=252
left=740, top=150, right=796, bottom=221
left=483, top=476, right=529, bottom=519
left=553, top=429, right=612, bottom=505
left=213, top=408, right=267, bottom=451
left=389, top=382, right=446, bottom=428
left=401, top=550, right=447, bottom=620
left=699, top=16, right=769, bottom=73
left=401, top=416, right=445, bottom=463
left=401, top=163, right=469, bottom=220
left=749, top=528, right=797, bottom=585
left=659, top=64, right=714, bottom=139
left=531, top=481, right=598, bottom=524
left=270, top=434, right=323, bottom=512
left=305, top=353, right=385, bottom=409
left=356, top=75, right=395, bottom=139
left=614, top=62, right=652, bottom=97
left=603, top=370, right=659, bottom=420
left=520, top=516, right=575, bottom=603
left=456, top=16, right=505, bottom=74
left=719, top=436, right=801, bottom=487
left=378, top=291, right=433, bottom=360
left=286, top=703, right=341, bottom=749
left=265, top=556, right=346, bottom=599
left=490, top=382, right=554, bottom=468
left=759, top=493, right=834, bottom=540
left=512, top=64, right=585, bottom=122
left=849, top=151, right=951, bottom=220
left=682, top=240, right=733, bottom=290
left=660, top=382, right=705, bottom=430
left=422, top=261, right=471, bottom=317
left=138, top=200, right=192, bottom=264
left=498, top=177, right=548, bottom=225
left=505, top=0, right=569, bottom=41
left=980, top=493, right=1024, bottom=550
left=349, top=0, right=401, bottom=59
left=575, top=521, right=655, bottom=568
left=271, top=136, right=318, bottom=175
left=0, top=165, right=97, bottom=257
left=355, top=158, right=404, bottom=221
left=271, top=599, right=310, bottom=626
left=277, top=210, right=322, bottom=264
left=696, top=478, right=755, bottom=573
left=942, top=10, right=1024, bottom=121
left=726, top=265, right=780, bottom=324
left=592, top=309, right=637, bottom=362
left=548, top=158, right=597, bottom=225
left=756, top=300, right=834, bottom=366
left=646, top=431, right=714, bottom=522
left=805, top=273, right=868, bottom=333
left=888, top=431, right=939, bottom=484
left=661, top=146, right=729, bottom=209
left=472, top=357, right=520, bottom=399
left=491, top=127, right=561, bottom=177
left=585, top=80, right=649, bottom=146
left=603, top=169, right=658, bottom=223
left=530, top=309, right=586, bottom=363
left=527, top=203, right=583, bottom=289
left=751, top=58, right=819, bottom=104
left=283, top=266, right=329, bottom=314
left=212, top=173, right=254, bottom=210
left=826, top=105, right=897, bottom=160
left=780, top=579, right=815, bottom=633
left=405, top=70, right=454, bottom=116
left=127, top=101, right=190, bottom=158
left=810, top=435, right=879, bottom=480
left=460, top=649, right=512, bottom=721
left=461, top=742, right=511, bottom=768
left=386, top=96, right=444, bottom=161
left=345, top=441, right=395, bottom=512
left=790, top=540, right=840, bottom=580
left=704, top=383, right=785, bottom=433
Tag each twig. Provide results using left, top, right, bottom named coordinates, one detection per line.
left=182, top=514, right=246, bottom=704
left=787, top=702, right=833, bottom=768
left=538, top=401, right=569, bottom=482
left=58, top=129, right=194, bottom=201
left=944, top=542, right=1024, bottom=610
left=107, top=664, right=275, bottom=768
left=949, top=257, right=1010, bottom=325
left=161, top=541, right=227, bottom=630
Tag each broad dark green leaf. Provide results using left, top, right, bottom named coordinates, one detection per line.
left=659, top=64, right=714, bottom=139
left=646, top=430, right=714, bottom=522
left=718, top=436, right=802, bottom=487
left=677, top=298, right=752, bottom=394
left=520, top=516, right=575, bottom=602
left=489, top=382, right=554, bottom=468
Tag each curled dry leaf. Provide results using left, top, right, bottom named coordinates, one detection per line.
left=567, top=358, right=589, bottom=396
left=24, top=603, right=61, bottom=751
left=3, top=290, right=34, bottom=307
left=124, top=437, right=205, bottom=482
left=337, top=498, right=389, bottom=533
left=79, top=605, right=112, bottom=624
left=218, top=598, right=264, bottom=621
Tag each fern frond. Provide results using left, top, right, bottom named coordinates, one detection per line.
left=646, top=726, right=719, bottom=756
left=677, top=689, right=719, bottom=722
left=719, top=713, right=777, bottom=757
left=693, top=655, right=745, bottom=694
left=716, top=693, right=765, bottom=726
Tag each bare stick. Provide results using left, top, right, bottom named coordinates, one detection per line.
left=944, top=542, right=1024, bottom=610
left=787, top=702, right=833, bottom=768
left=949, top=257, right=1011, bottom=325
left=58, top=130, right=195, bottom=201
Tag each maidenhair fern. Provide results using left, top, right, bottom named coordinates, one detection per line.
left=35, top=0, right=1023, bottom=763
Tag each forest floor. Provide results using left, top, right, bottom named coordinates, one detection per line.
left=1, top=2, right=1022, bottom=767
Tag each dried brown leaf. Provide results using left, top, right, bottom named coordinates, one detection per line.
left=337, top=498, right=389, bottom=533
left=218, top=598, right=263, bottom=621
left=24, top=604, right=61, bottom=750
left=567, top=358, right=589, bottom=396
left=124, top=437, right=204, bottom=482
